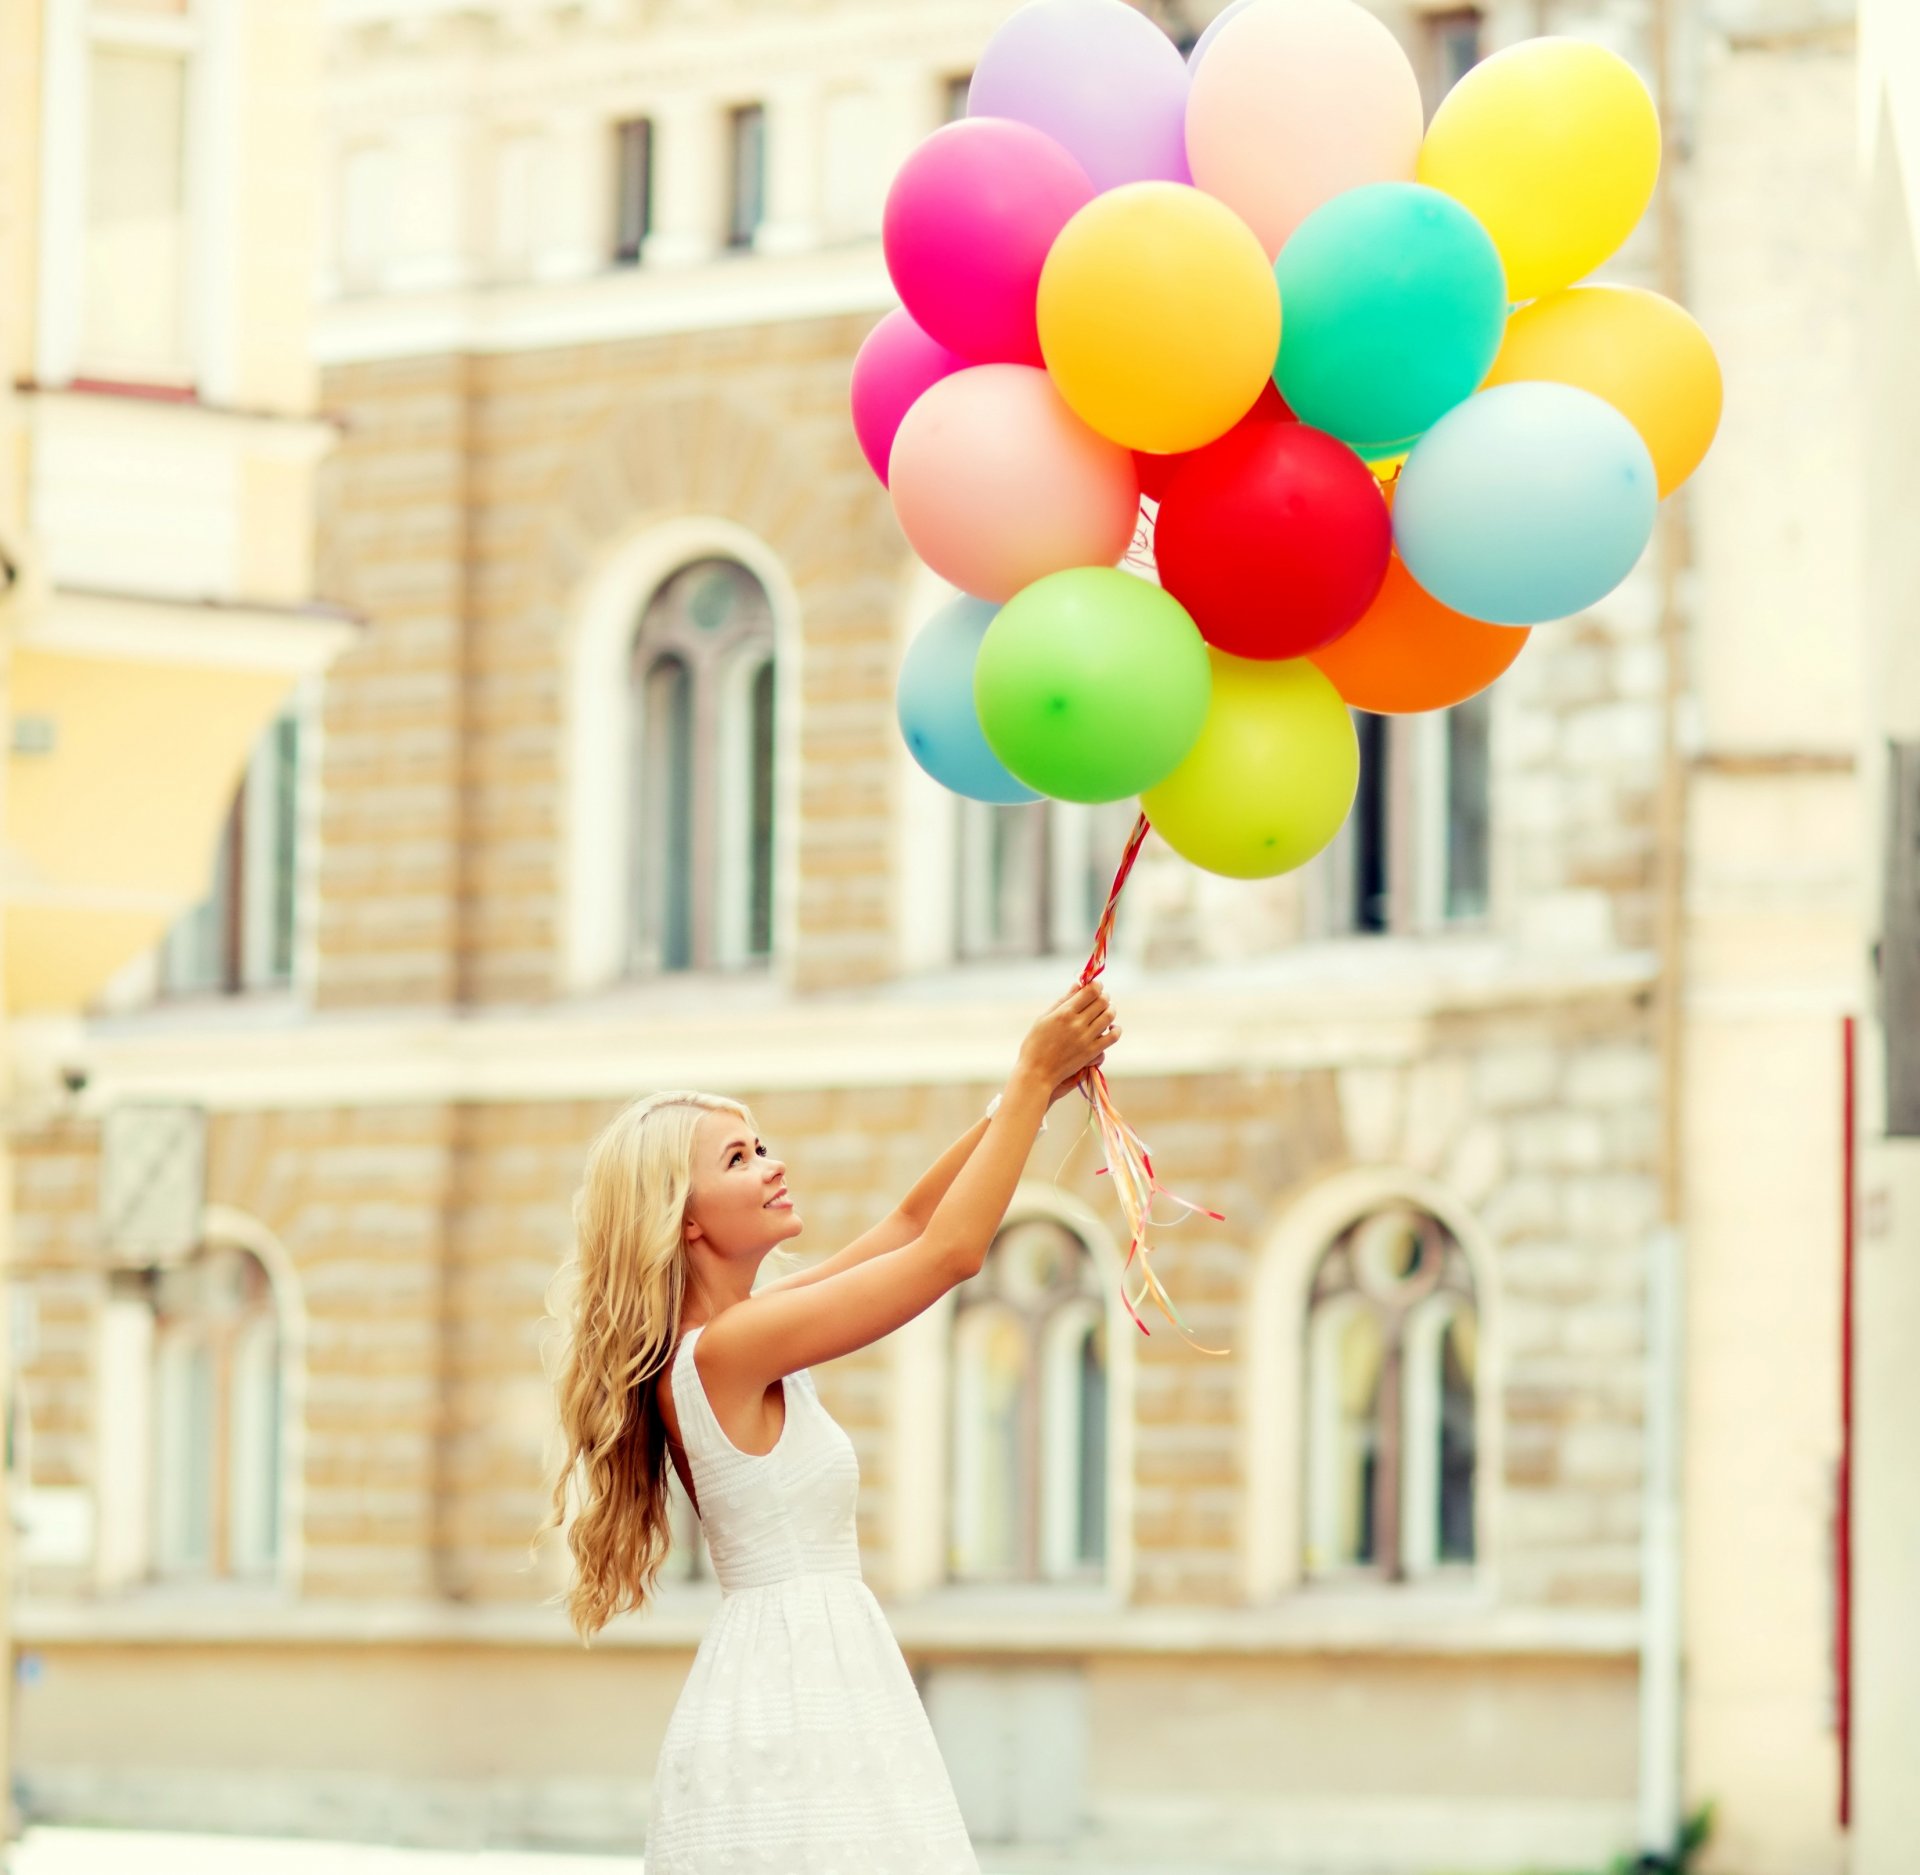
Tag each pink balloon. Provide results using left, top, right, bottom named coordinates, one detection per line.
left=883, top=118, right=1096, bottom=365
left=850, top=310, right=966, bottom=487
left=890, top=365, right=1140, bottom=603
left=1186, top=0, right=1423, bottom=259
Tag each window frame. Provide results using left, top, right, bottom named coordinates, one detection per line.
left=1301, top=1206, right=1480, bottom=1585
left=160, top=704, right=304, bottom=1000
left=612, top=114, right=654, bottom=266
left=946, top=1216, right=1113, bottom=1589
left=136, top=1243, right=285, bottom=1586
left=1319, top=697, right=1496, bottom=938
left=627, top=558, right=779, bottom=978
left=39, top=0, right=235, bottom=398
left=724, top=102, right=766, bottom=251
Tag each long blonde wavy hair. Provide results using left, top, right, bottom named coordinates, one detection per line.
left=542, top=1089, right=792, bottom=1639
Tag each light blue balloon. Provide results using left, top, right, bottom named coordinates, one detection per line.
left=897, top=596, right=1042, bottom=804
left=1394, top=383, right=1660, bottom=628
left=1273, top=183, right=1507, bottom=456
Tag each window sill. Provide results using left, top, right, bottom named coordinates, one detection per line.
left=15, top=1588, right=1638, bottom=1660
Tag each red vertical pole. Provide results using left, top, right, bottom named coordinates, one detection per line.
left=1839, top=1013, right=1856, bottom=1831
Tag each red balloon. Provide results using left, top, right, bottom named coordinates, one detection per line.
left=1135, top=381, right=1294, bottom=503
left=1155, top=422, right=1392, bottom=659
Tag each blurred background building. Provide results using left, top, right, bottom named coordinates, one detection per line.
left=0, top=1, right=1910, bottom=1872
left=0, top=0, right=352, bottom=1833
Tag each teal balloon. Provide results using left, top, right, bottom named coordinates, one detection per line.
left=1394, top=382, right=1659, bottom=627
left=1274, top=183, right=1507, bottom=455
left=896, top=596, right=1041, bottom=804
left=974, top=568, right=1211, bottom=804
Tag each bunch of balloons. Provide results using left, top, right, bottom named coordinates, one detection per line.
left=855, top=0, right=1722, bottom=882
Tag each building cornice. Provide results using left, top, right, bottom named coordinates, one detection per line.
left=14, top=946, right=1662, bottom=1117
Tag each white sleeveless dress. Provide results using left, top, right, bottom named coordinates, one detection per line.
left=644, top=1324, right=980, bottom=1874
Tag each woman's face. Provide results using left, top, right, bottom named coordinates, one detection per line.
left=682, top=1109, right=803, bottom=1262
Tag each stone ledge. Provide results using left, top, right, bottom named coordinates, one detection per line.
left=17, top=1591, right=1639, bottom=1660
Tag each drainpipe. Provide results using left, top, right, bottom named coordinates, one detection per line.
left=1642, top=0, right=1692, bottom=1856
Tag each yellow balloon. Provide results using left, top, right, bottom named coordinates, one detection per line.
left=1141, top=652, right=1358, bottom=880
left=1038, top=182, right=1280, bottom=456
left=1482, top=285, right=1721, bottom=497
left=1418, top=38, right=1660, bottom=303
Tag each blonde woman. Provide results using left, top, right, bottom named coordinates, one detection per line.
left=546, top=982, right=1119, bottom=1874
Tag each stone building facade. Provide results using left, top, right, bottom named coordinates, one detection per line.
left=0, top=3, right=1880, bottom=1872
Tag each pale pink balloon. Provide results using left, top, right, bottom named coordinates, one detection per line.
left=889, top=365, right=1141, bottom=604
left=1186, top=0, right=1424, bottom=259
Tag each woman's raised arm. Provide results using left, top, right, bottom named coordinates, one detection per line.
left=700, top=985, right=1118, bottom=1386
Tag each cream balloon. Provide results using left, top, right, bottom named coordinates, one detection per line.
left=889, top=365, right=1141, bottom=604
left=1185, top=0, right=1424, bottom=259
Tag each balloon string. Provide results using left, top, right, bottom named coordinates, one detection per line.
left=1072, top=812, right=1230, bottom=1358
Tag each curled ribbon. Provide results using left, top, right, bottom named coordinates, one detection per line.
left=1072, top=812, right=1230, bottom=1358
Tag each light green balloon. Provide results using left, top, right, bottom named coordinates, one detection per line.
left=1141, top=651, right=1358, bottom=878
left=973, top=569, right=1211, bottom=804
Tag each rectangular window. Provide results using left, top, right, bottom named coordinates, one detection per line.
left=1321, top=704, right=1492, bottom=936
left=1443, top=691, right=1492, bottom=923
left=613, top=116, right=653, bottom=265
left=1423, top=7, right=1484, bottom=110
left=162, top=707, right=301, bottom=998
left=1349, top=711, right=1392, bottom=934
left=726, top=104, right=766, bottom=250
left=83, top=42, right=192, bottom=383
left=957, top=802, right=1050, bottom=960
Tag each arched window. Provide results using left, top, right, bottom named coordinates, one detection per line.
left=948, top=1217, right=1109, bottom=1584
left=1304, top=1206, right=1478, bottom=1581
left=105, top=1244, right=285, bottom=1581
left=629, top=558, right=777, bottom=973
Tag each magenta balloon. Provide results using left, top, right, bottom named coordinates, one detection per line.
left=1188, top=0, right=1256, bottom=69
left=969, top=0, right=1192, bottom=191
left=850, top=310, right=966, bottom=487
left=883, top=118, right=1096, bottom=365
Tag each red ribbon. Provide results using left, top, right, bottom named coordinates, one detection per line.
left=1073, top=813, right=1229, bottom=1356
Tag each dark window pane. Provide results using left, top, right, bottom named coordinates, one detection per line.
left=269, top=713, right=299, bottom=981
left=1438, top=1313, right=1478, bottom=1563
left=1077, top=1317, right=1107, bottom=1567
left=642, top=655, right=695, bottom=971
left=727, top=104, right=765, bottom=249
left=748, top=658, right=775, bottom=956
left=613, top=117, right=653, bottom=264
left=1352, top=711, right=1391, bottom=934
left=1425, top=8, right=1484, bottom=108
left=1445, top=691, right=1491, bottom=922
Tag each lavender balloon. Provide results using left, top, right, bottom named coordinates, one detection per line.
left=1189, top=0, right=1256, bottom=69
left=969, top=0, right=1192, bottom=192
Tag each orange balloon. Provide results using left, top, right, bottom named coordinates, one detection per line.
left=1311, top=553, right=1530, bottom=714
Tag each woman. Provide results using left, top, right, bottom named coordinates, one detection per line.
left=545, top=982, right=1120, bottom=1874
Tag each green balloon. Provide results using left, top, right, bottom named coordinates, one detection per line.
left=974, top=569, right=1212, bottom=804
left=1274, top=182, right=1507, bottom=455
